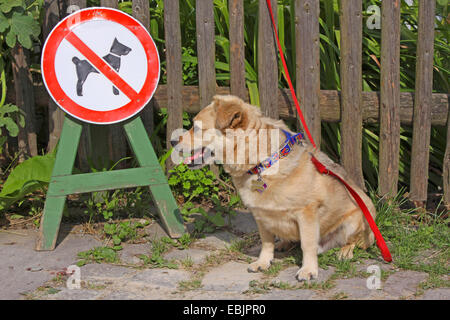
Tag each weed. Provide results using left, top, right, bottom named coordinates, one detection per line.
left=331, top=292, right=348, bottom=300
left=263, top=261, right=283, bottom=277
left=76, top=246, right=119, bottom=267
left=178, top=279, right=203, bottom=291
left=138, top=238, right=178, bottom=269
left=103, top=220, right=149, bottom=248
left=160, top=233, right=193, bottom=250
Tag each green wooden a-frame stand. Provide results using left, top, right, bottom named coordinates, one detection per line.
left=36, top=115, right=185, bottom=251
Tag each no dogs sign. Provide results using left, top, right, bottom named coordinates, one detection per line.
left=41, top=7, right=160, bottom=124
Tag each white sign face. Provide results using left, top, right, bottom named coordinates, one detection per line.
left=41, top=8, right=160, bottom=124
left=54, top=20, right=148, bottom=111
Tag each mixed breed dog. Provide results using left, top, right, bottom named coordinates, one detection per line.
left=175, top=95, right=376, bottom=281
left=72, top=38, right=377, bottom=281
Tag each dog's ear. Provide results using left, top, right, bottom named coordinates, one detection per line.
left=214, top=95, right=247, bottom=131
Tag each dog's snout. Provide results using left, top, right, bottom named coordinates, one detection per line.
left=170, top=139, right=179, bottom=147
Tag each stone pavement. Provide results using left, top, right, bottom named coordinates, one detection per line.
left=0, top=211, right=448, bottom=300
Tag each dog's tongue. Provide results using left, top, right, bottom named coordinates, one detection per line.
left=183, top=149, right=203, bottom=165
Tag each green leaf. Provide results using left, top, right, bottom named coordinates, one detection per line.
left=0, top=11, right=9, bottom=32
left=0, top=152, right=55, bottom=210
left=0, top=0, right=23, bottom=13
left=5, top=30, right=16, bottom=48
left=112, top=235, right=122, bottom=245
left=2, top=117, right=18, bottom=137
left=9, top=11, right=40, bottom=49
left=209, top=212, right=225, bottom=227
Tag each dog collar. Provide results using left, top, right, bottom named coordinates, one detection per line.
left=247, top=130, right=304, bottom=176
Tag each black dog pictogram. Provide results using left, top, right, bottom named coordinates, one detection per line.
left=72, top=38, right=132, bottom=96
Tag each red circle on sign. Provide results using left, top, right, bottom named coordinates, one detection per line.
left=41, top=7, right=160, bottom=124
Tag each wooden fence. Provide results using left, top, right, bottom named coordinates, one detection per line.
left=5, top=0, right=450, bottom=206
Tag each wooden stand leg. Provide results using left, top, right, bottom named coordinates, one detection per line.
left=36, top=117, right=82, bottom=251
left=124, top=117, right=185, bottom=237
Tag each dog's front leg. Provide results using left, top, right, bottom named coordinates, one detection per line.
left=296, top=204, right=320, bottom=281
left=248, top=220, right=274, bottom=273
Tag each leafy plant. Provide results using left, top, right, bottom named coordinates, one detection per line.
left=0, top=150, right=55, bottom=211
left=168, top=163, right=218, bottom=203
left=0, top=103, right=24, bottom=152
left=103, top=220, right=149, bottom=249
left=0, top=0, right=41, bottom=49
left=76, top=246, right=119, bottom=267
left=138, top=238, right=178, bottom=269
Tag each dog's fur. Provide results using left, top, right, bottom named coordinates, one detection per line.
left=177, top=95, right=376, bottom=281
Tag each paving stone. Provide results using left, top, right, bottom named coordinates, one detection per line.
left=144, top=222, right=169, bottom=240
left=44, top=288, right=102, bottom=300
left=202, top=261, right=262, bottom=292
left=80, top=264, right=135, bottom=279
left=273, top=266, right=336, bottom=287
left=119, top=243, right=151, bottom=265
left=257, top=289, right=315, bottom=300
left=0, top=230, right=101, bottom=300
left=383, top=271, right=429, bottom=298
left=421, top=288, right=450, bottom=300
left=186, top=290, right=246, bottom=300
left=99, top=287, right=173, bottom=300
left=355, top=259, right=397, bottom=273
left=130, top=269, right=190, bottom=289
left=195, top=231, right=240, bottom=250
left=330, top=278, right=383, bottom=299
left=164, top=248, right=210, bottom=264
left=230, top=210, right=258, bottom=234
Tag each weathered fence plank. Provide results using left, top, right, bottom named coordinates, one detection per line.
left=444, top=105, right=450, bottom=206
left=196, top=0, right=216, bottom=109
left=339, top=0, right=364, bottom=189
left=101, top=0, right=118, bottom=8
left=295, top=0, right=321, bottom=146
left=132, top=0, right=154, bottom=138
left=410, top=0, right=436, bottom=205
left=229, top=0, right=246, bottom=100
left=164, top=0, right=183, bottom=170
left=379, top=0, right=401, bottom=197
left=258, top=0, right=278, bottom=119
left=44, top=0, right=67, bottom=153
left=11, top=45, right=37, bottom=161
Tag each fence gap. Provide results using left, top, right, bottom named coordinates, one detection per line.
left=339, top=0, right=364, bottom=189
left=379, top=0, right=401, bottom=197
left=410, top=0, right=436, bottom=206
left=295, top=0, right=321, bottom=146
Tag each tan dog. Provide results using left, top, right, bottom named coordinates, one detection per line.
left=175, top=95, right=375, bottom=281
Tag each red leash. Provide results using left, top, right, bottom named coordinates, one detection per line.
left=265, top=0, right=392, bottom=262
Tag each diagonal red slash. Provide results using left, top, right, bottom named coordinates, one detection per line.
left=65, top=32, right=138, bottom=100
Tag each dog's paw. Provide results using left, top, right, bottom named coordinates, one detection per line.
left=337, top=243, right=355, bottom=260
left=248, top=260, right=272, bottom=273
left=295, top=266, right=318, bottom=281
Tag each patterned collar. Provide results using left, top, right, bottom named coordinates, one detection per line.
left=247, top=129, right=304, bottom=175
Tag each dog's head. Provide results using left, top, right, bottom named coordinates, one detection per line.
left=110, top=38, right=132, bottom=56
left=172, top=95, right=287, bottom=174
